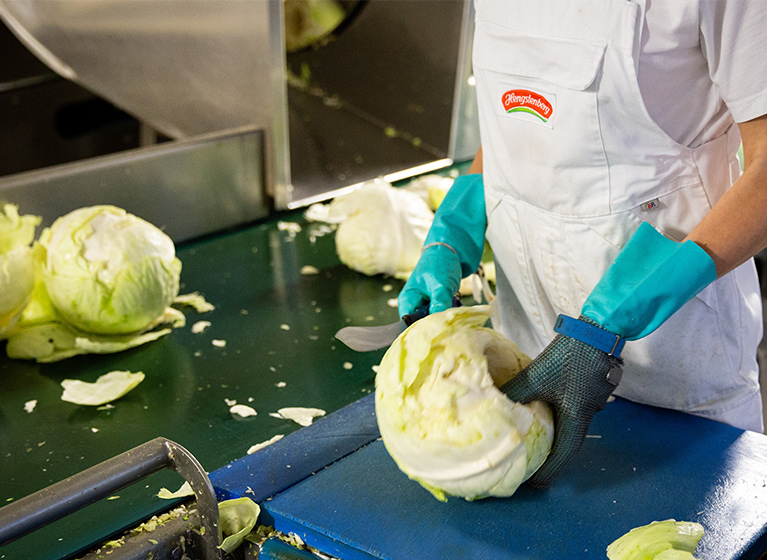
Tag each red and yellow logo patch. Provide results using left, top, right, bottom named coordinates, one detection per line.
left=501, top=89, right=554, bottom=123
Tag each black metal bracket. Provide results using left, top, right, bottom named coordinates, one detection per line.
left=0, top=437, right=221, bottom=560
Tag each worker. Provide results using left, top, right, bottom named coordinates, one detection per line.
left=399, top=0, right=767, bottom=487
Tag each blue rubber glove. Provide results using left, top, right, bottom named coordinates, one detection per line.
left=398, top=174, right=486, bottom=316
left=502, top=222, right=717, bottom=487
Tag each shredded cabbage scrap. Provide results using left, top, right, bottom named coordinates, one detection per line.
left=607, top=520, right=704, bottom=560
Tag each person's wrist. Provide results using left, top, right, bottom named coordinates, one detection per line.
left=554, top=314, right=625, bottom=358
left=422, top=241, right=457, bottom=255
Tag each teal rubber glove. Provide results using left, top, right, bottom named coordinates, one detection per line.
left=502, top=222, right=717, bottom=487
left=398, top=174, right=486, bottom=316
left=581, top=221, right=717, bottom=339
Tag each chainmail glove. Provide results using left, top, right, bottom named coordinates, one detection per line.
left=500, top=316, right=623, bottom=488
left=501, top=223, right=716, bottom=488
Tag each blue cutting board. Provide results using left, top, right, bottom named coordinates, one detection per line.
left=211, top=395, right=767, bottom=560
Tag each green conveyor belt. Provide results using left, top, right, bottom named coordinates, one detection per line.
left=0, top=210, right=399, bottom=560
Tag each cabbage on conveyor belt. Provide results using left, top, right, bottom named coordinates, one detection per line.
left=3, top=197, right=767, bottom=560
left=0, top=211, right=391, bottom=560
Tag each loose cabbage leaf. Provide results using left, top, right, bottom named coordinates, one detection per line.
left=61, top=370, right=145, bottom=406
left=271, top=407, right=326, bottom=426
left=6, top=320, right=173, bottom=363
left=155, top=489, right=261, bottom=555
left=218, top=497, right=261, bottom=555
left=607, top=519, right=704, bottom=560
left=157, top=481, right=194, bottom=500
left=247, top=435, right=284, bottom=454
left=230, top=404, right=258, bottom=418
left=173, top=292, right=215, bottom=313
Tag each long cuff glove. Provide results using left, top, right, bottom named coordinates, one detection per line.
left=502, top=222, right=717, bottom=487
left=398, top=174, right=486, bottom=316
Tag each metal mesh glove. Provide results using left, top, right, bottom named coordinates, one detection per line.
left=500, top=316, right=622, bottom=488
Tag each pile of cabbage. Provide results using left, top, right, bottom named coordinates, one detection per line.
left=375, top=305, right=554, bottom=501
left=0, top=204, right=190, bottom=362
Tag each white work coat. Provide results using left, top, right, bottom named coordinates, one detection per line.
left=473, top=0, right=764, bottom=431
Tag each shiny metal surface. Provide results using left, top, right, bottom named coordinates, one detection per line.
left=335, top=320, right=407, bottom=352
left=0, top=0, right=479, bottom=219
left=0, top=0, right=288, bottom=218
left=283, top=0, right=476, bottom=208
left=0, top=127, right=267, bottom=244
left=0, top=438, right=221, bottom=560
left=0, top=0, right=276, bottom=140
left=450, top=0, right=481, bottom=163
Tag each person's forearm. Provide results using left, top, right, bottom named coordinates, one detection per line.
left=468, top=146, right=483, bottom=174
left=685, top=115, right=767, bottom=277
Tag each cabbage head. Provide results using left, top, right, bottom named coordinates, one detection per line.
left=607, top=519, right=704, bottom=560
left=375, top=305, right=554, bottom=501
left=329, top=179, right=433, bottom=278
left=284, top=0, right=346, bottom=52
left=40, top=205, right=181, bottom=335
left=0, top=204, right=41, bottom=336
left=401, top=173, right=455, bottom=211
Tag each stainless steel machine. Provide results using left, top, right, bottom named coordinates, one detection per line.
left=0, top=0, right=478, bottom=242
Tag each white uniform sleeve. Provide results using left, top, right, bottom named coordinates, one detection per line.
left=699, top=0, right=767, bottom=123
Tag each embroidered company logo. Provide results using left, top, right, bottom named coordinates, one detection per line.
left=502, top=89, right=554, bottom=123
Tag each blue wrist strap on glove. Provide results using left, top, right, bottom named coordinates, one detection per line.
left=581, top=222, right=717, bottom=341
left=554, top=314, right=625, bottom=357
left=424, top=173, right=486, bottom=277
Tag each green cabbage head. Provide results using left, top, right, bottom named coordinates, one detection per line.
left=375, top=305, right=554, bottom=501
left=0, top=204, right=41, bottom=336
left=607, top=519, right=704, bottom=559
left=40, top=205, right=181, bottom=335
left=329, top=179, right=434, bottom=279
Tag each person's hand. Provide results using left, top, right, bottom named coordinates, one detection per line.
left=501, top=222, right=717, bottom=487
left=501, top=316, right=622, bottom=487
left=398, top=174, right=486, bottom=317
left=398, top=244, right=462, bottom=315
